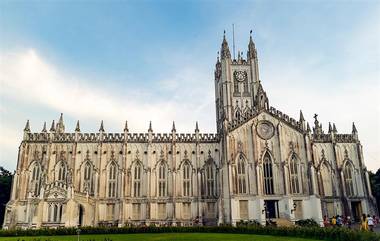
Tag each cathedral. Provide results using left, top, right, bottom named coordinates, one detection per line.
left=2, top=32, right=377, bottom=229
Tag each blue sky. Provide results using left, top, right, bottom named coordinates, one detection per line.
left=0, top=0, right=379, bottom=171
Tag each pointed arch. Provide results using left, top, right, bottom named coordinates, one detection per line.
left=55, top=160, right=68, bottom=183
left=262, top=152, right=274, bottom=195
left=202, top=157, right=217, bottom=197
left=343, top=161, right=356, bottom=197
left=29, top=161, right=42, bottom=197
left=319, top=162, right=333, bottom=196
left=157, top=160, right=168, bottom=197
left=182, top=161, right=192, bottom=197
left=132, top=160, right=142, bottom=197
left=289, top=153, right=301, bottom=194
left=107, top=161, right=118, bottom=198
left=235, top=154, right=248, bottom=194
left=82, top=161, right=94, bottom=194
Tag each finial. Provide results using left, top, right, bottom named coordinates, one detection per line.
left=124, top=120, right=129, bottom=132
left=49, top=120, right=55, bottom=132
left=24, top=120, right=30, bottom=132
left=99, top=120, right=104, bottom=132
left=42, top=122, right=47, bottom=132
left=333, top=123, right=337, bottom=133
left=171, top=121, right=176, bottom=132
left=75, top=120, right=80, bottom=132
left=313, top=113, right=318, bottom=122
left=148, top=121, right=153, bottom=132
left=195, top=121, right=199, bottom=132
left=352, top=122, right=357, bottom=133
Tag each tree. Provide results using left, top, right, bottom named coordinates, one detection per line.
left=369, top=168, right=380, bottom=215
left=0, top=166, right=13, bottom=226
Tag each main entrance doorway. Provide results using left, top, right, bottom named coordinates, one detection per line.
left=264, top=200, right=279, bottom=219
left=351, top=201, right=362, bottom=222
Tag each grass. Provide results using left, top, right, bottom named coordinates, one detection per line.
left=0, top=233, right=321, bottom=241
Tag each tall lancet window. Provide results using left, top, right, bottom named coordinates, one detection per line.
left=343, top=162, right=355, bottom=196
left=158, top=163, right=166, bottom=197
left=263, top=153, right=274, bottom=195
left=57, top=162, right=67, bottom=183
left=237, top=155, right=247, bottom=194
left=83, top=162, right=93, bottom=194
left=289, top=155, right=300, bottom=194
left=206, top=164, right=215, bottom=196
left=30, top=163, right=41, bottom=197
left=108, top=163, right=118, bottom=198
left=320, top=163, right=332, bottom=196
left=133, top=164, right=142, bottom=197
left=183, top=162, right=191, bottom=197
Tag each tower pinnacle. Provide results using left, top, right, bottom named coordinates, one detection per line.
left=220, top=30, right=231, bottom=59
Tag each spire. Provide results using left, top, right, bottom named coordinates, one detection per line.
left=148, top=121, right=153, bottom=132
left=99, top=120, right=104, bottom=132
left=195, top=121, right=199, bottom=132
left=328, top=122, right=332, bottom=133
left=299, top=110, right=305, bottom=122
left=49, top=120, right=56, bottom=132
left=75, top=120, right=80, bottom=132
left=333, top=123, right=337, bottom=133
left=306, top=122, right=311, bottom=133
left=124, top=120, right=129, bottom=132
left=352, top=122, right=357, bottom=134
left=220, top=30, right=231, bottom=59
left=56, top=113, right=65, bottom=133
left=42, top=122, right=47, bottom=133
left=24, top=120, right=30, bottom=132
left=247, top=30, right=256, bottom=60
left=171, top=121, right=176, bottom=132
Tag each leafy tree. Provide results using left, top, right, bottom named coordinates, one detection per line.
left=0, top=166, right=13, bottom=226
left=369, top=168, right=380, bottom=215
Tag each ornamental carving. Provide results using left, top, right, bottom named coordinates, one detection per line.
left=256, top=120, right=275, bottom=140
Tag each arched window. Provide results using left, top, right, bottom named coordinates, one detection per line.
left=83, top=162, right=93, bottom=194
left=133, top=164, right=142, bottom=197
left=320, top=163, right=332, bottom=196
left=183, top=162, right=191, bottom=197
left=289, top=155, right=300, bottom=194
left=263, top=153, right=274, bottom=195
left=30, top=163, right=41, bottom=197
left=108, top=163, right=118, bottom=198
left=205, top=164, right=215, bottom=197
left=343, top=163, right=355, bottom=196
left=237, top=156, right=247, bottom=194
left=48, top=203, right=63, bottom=223
left=158, top=163, right=166, bottom=197
left=57, top=162, right=67, bottom=183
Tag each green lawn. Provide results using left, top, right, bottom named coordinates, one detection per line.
left=0, top=233, right=320, bottom=241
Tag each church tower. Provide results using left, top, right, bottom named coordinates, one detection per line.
left=214, top=31, right=264, bottom=132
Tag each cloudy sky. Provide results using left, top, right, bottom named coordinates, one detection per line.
left=0, top=0, right=379, bottom=171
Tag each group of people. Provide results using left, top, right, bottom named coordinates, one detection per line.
left=323, top=214, right=378, bottom=232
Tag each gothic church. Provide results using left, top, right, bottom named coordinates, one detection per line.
left=3, top=32, right=377, bottom=229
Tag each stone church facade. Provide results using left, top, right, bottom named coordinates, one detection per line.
left=3, top=33, right=377, bottom=229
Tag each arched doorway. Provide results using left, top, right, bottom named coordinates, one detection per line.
left=79, top=205, right=84, bottom=226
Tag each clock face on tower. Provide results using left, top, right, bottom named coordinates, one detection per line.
left=233, top=70, right=247, bottom=82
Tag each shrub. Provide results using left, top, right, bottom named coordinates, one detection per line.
left=295, top=218, right=320, bottom=227
left=0, top=225, right=379, bottom=241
